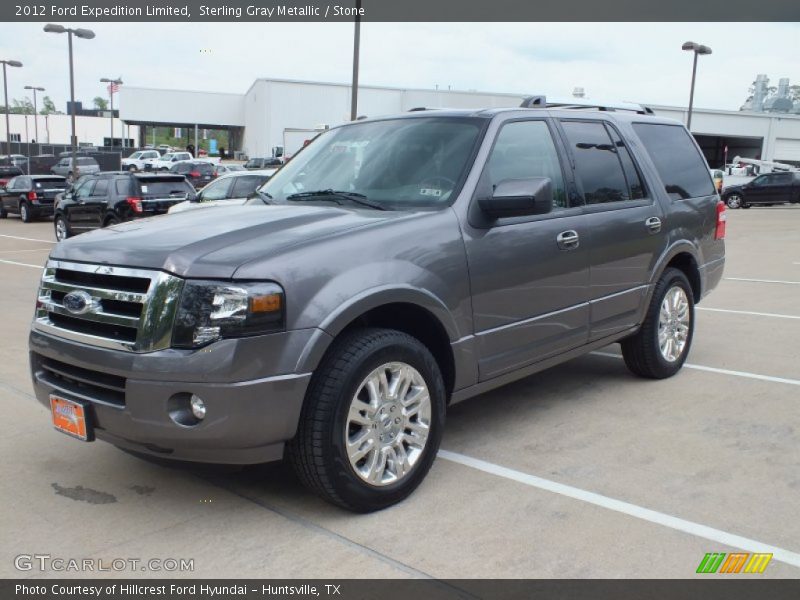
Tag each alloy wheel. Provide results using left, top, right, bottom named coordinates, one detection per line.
left=658, top=286, right=691, bottom=362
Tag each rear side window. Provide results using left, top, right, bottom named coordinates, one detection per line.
left=92, top=179, right=109, bottom=196
left=560, top=120, right=631, bottom=205
left=115, top=179, right=131, bottom=195
left=230, top=175, right=268, bottom=197
left=484, top=120, right=568, bottom=209
left=633, top=123, right=715, bottom=200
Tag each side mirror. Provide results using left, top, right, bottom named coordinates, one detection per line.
left=478, top=178, right=553, bottom=219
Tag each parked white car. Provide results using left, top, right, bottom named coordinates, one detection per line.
left=121, top=150, right=161, bottom=171
left=168, top=169, right=276, bottom=214
left=146, top=151, right=194, bottom=171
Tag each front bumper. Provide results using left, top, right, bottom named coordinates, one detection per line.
left=29, top=328, right=320, bottom=464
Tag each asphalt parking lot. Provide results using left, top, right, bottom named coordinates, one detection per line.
left=0, top=207, right=798, bottom=579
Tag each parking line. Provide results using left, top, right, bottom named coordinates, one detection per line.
left=0, top=234, right=56, bottom=244
left=0, top=248, right=53, bottom=254
left=591, top=351, right=800, bottom=387
left=0, top=259, right=44, bottom=269
left=725, top=277, right=800, bottom=285
left=697, top=307, right=800, bottom=320
left=438, top=450, right=800, bottom=569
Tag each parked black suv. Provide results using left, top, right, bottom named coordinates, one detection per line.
left=0, top=175, right=68, bottom=222
left=169, top=160, right=217, bottom=189
left=54, top=172, right=196, bottom=240
left=31, top=100, right=725, bottom=511
left=722, top=171, right=800, bottom=208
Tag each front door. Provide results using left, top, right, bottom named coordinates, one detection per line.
left=462, top=118, right=590, bottom=381
left=63, top=179, right=97, bottom=231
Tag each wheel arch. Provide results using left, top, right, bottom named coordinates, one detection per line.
left=652, top=244, right=702, bottom=303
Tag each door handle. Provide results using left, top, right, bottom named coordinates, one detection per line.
left=556, top=230, right=580, bottom=250
left=645, top=216, right=662, bottom=233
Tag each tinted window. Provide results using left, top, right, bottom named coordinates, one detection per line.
left=633, top=123, right=715, bottom=200
left=231, top=175, right=268, bottom=198
left=33, top=178, right=67, bottom=188
left=768, top=173, right=792, bottom=184
left=194, top=163, right=214, bottom=174
left=115, top=179, right=131, bottom=195
left=605, top=125, right=646, bottom=200
left=5, top=177, right=18, bottom=189
left=75, top=180, right=95, bottom=199
left=201, top=177, right=235, bottom=201
left=484, top=120, right=568, bottom=208
left=78, top=157, right=97, bottom=165
left=136, top=178, right=193, bottom=198
left=92, top=179, right=109, bottom=196
left=560, top=121, right=629, bottom=205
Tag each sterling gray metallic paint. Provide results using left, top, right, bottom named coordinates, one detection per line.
left=32, top=108, right=724, bottom=463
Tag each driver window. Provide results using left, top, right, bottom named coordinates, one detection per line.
left=75, top=180, right=95, bottom=199
left=484, top=120, right=568, bottom=209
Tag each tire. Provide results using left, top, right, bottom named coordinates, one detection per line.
left=288, top=327, right=446, bottom=512
left=621, top=268, right=694, bottom=379
left=0, top=204, right=7, bottom=219
left=725, top=194, right=742, bottom=209
left=741, top=203, right=751, bottom=209
left=54, top=215, right=72, bottom=241
left=104, top=215, right=121, bottom=227
left=127, top=164, right=137, bottom=172
left=19, top=201, right=33, bottom=223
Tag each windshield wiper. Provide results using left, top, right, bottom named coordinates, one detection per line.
left=285, top=189, right=387, bottom=211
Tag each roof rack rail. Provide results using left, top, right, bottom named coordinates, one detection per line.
left=520, top=95, right=655, bottom=115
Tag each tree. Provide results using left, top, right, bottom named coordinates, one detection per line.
left=0, top=97, right=35, bottom=114
left=92, top=96, right=108, bottom=111
left=40, top=96, right=59, bottom=115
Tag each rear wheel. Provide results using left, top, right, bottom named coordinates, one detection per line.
left=19, top=201, right=33, bottom=223
left=54, top=215, right=71, bottom=241
left=621, top=268, right=694, bottom=379
left=0, top=204, right=7, bottom=218
left=288, top=328, right=445, bottom=512
left=127, top=164, right=137, bottom=172
left=104, top=215, right=121, bottom=227
left=725, top=193, right=742, bottom=209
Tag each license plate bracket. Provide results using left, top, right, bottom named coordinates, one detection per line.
left=50, top=395, right=94, bottom=442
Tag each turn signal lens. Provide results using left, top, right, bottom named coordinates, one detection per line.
left=250, top=293, right=282, bottom=313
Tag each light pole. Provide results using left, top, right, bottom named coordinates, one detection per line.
left=24, top=85, right=44, bottom=144
left=681, top=41, right=712, bottom=131
left=350, top=0, right=361, bottom=121
left=44, top=24, right=95, bottom=180
left=1, top=59, right=23, bottom=161
left=100, top=77, right=122, bottom=148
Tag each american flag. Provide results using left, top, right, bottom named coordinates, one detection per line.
left=107, top=81, right=120, bottom=94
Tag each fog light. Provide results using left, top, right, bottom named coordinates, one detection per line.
left=190, top=395, right=206, bottom=420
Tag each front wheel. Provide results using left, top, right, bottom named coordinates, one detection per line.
left=288, top=328, right=445, bottom=512
left=127, top=164, right=137, bottom=172
left=621, top=268, right=694, bottom=379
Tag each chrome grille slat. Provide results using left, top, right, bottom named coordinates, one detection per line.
left=33, top=260, right=184, bottom=353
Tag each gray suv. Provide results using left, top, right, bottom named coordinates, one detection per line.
left=29, top=100, right=726, bottom=511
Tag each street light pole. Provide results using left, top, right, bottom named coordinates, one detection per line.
left=681, top=41, right=712, bottom=131
left=1, top=59, right=23, bottom=161
left=44, top=24, right=95, bottom=180
left=100, top=77, right=122, bottom=148
left=350, top=0, right=361, bottom=121
left=24, top=85, right=45, bottom=143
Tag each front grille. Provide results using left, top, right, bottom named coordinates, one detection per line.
left=34, top=260, right=184, bottom=352
left=34, top=354, right=126, bottom=408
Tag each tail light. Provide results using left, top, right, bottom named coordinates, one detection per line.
left=189, top=171, right=201, bottom=178
left=715, top=200, right=727, bottom=240
left=27, top=191, right=38, bottom=202
left=126, top=196, right=143, bottom=214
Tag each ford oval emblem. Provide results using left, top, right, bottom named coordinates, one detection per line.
left=62, top=290, right=95, bottom=315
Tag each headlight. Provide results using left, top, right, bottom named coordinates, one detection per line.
left=172, top=280, right=285, bottom=348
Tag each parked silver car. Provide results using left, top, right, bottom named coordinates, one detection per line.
left=50, top=156, right=100, bottom=182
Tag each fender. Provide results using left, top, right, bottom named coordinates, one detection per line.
left=293, top=285, right=461, bottom=374
left=645, top=239, right=703, bottom=306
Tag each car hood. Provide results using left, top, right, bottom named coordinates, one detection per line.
left=168, top=198, right=248, bottom=214
left=50, top=205, right=408, bottom=278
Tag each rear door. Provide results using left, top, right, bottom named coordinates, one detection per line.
left=463, top=118, right=591, bottom=380
left=558, top=119, right=667, bottom=340
left=748, top=173, right=793, bottom=204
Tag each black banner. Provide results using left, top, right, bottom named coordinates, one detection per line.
left=3, top=580, right=800, bottom=600
left=3, top=0, right=800, bottom=22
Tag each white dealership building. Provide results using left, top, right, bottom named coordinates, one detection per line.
left=118, top=78, right=800, bottom=165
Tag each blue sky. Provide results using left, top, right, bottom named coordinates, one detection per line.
left=1, top=22, right=798, bottom=112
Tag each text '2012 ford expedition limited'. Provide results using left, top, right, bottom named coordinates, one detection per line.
left=30, top=99, right=725, bottom=511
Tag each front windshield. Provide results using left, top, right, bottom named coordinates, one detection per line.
left=258, top=116, right=485, bottom=209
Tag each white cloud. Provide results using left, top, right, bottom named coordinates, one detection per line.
left=0, top=22, right=797, bottom=112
